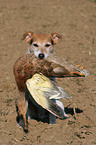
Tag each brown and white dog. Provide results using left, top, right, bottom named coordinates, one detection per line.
left=14, top=32, right=89, bottom=133
left=23, top=31, right=62, bottom=59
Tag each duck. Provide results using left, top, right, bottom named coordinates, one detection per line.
left=13, top=52, right=89, bottom=92
left=14, top=53, right=89, bottom=132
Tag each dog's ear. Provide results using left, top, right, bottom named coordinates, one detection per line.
left=23, top=31, right=34, bottom=43
left=51, top=33, right=62, bottom=44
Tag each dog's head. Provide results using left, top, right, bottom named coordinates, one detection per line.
left=23, top=31, right=62, bottom=59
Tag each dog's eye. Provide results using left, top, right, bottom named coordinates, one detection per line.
left=33, top=44, right=39, bottom=47
left=45, top=44, right=51, bottom=47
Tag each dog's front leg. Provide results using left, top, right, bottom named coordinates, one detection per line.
left=15, top=91, right=28, bottom=133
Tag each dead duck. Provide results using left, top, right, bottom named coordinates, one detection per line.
left=13, top=53, right=89, bottom=92
left=13, top=52, right=89, bottom=132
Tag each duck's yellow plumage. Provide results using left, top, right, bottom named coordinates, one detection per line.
left=26, top=73, right=71, bottom=119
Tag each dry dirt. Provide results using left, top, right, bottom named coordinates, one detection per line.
left=0, top=0, right=96, bottom=144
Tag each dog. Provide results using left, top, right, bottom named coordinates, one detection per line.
left=23, top=31, right=62, bottom=59
left=14, top=32, right=89, bottom=133
left=14, top=32, right=64, bottom=133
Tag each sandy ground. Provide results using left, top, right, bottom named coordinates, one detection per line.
left=0, top=0, right=96, bottom=144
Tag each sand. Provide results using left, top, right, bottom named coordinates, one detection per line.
left=0, top=0, right=96, bottom=144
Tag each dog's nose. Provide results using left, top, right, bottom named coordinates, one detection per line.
left=38, top=53, right=45, bottom=59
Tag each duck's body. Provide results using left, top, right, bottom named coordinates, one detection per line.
left=14, top=53, right=89, bottom=132
left=13, top=53, right=89, bottom=92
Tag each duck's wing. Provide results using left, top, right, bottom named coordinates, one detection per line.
left=47, top=53, right=90, bottom=77
left=43, top=80, right=72, bottom=100
left=26, top=77, right=64, bottom=119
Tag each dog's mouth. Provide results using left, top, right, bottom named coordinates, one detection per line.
left=33, top=50, right=49, bottom=59
left=37, top=53, right=49, bottom=59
